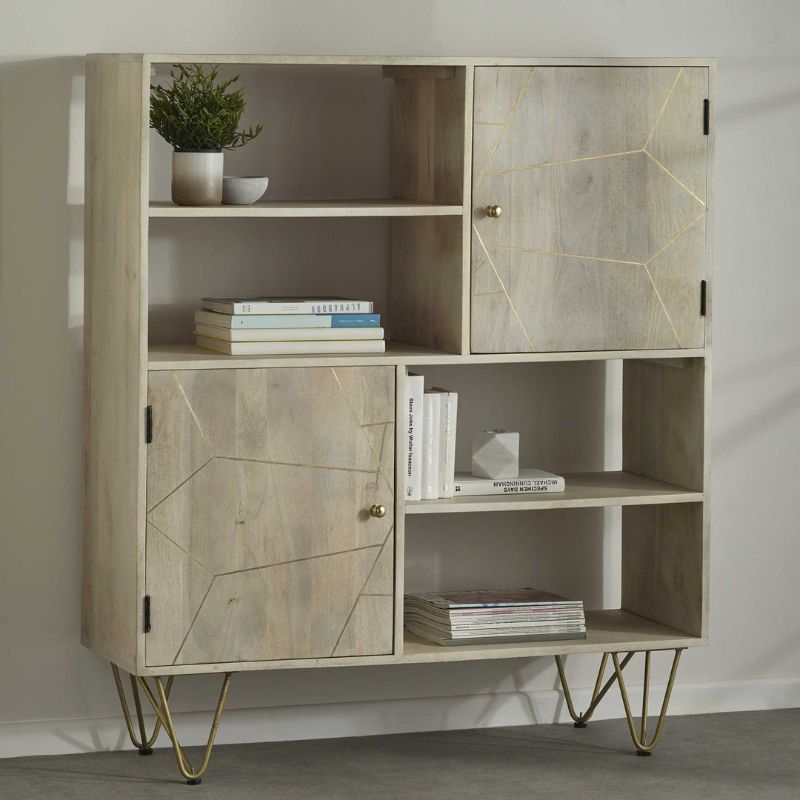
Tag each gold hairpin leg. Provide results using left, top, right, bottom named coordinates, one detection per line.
left=136, top=671, right=233, bottom=784
left=111, top=664, right=174, bottom=754
left=554, top=651, right=635, bottom=727
left=612, top=649, right=683, bottom=756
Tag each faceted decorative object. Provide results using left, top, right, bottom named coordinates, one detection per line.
left=471, top=430, right=519, bottom=479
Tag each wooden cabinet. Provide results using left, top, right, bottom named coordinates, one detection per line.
left=145, top=366, right=395, bottom=666
left=471, top=66, right=709, bottom=353
left=83, top=54, right=712, bottom=676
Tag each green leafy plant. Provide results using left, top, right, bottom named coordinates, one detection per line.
left=150, top=64, right=263, bottom=151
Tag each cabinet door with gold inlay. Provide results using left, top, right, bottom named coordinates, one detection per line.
left=145, top=366, right=395, bottom=667
left=472, top=66, right=709, bottom=353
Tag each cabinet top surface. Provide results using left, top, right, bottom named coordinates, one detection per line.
left=89, top=54, right=716, bottom=68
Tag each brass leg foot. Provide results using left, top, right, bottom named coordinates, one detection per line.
left=137, top=671, right=233, bottom=783
left=555, top=651, right=634, bottom=726
left=611, top=649, right=684, bottom=755
left=111, top=664, right=173, bottom=752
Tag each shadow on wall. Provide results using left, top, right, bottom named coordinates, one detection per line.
left=0, top=57, right=98, bottom=727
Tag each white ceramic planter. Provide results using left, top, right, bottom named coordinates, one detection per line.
left=171, top=150, right=223, bottom=206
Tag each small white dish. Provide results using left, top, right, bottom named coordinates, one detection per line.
left=222, top=176, right=269, bottom=205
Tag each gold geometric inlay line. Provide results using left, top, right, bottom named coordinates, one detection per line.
left=642, top=262, right=683, bottom=348
left=645, top=210, right=706, bottom=266
left=172, top=575, right=215, bottom=665
left=147, top=455, right=213, bottom=514
left=474, top=121, right=505, bottom=126
left=214, top=542, right=385, bottom=579
left=330, top=367, right=394, bottom=489
left=643, top=149, right=705, bottom=206
left=475, top=66, right=536, bottom=187
left=643, top=66, right=684, bottom=151
left=147, top=519, right=214, bottom=577
left=473, top=225, right=535, bottom=351
left=482, top=149, right=643, bottom=177
left=215, top=455, right=378, bottom=476
left=472, top=290, right=504, bottom=297
left=330, top=525, right=394, bottom=656
left=487, top=244, right=644, bottom=267
left=174, top=376, right=214, bottom=455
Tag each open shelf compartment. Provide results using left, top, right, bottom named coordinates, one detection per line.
left=401, top=609, right=704, bottom=663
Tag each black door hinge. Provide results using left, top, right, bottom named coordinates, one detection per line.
left=145, top=405, right=153, bottom=444
left=703, top=99, right=710, bottom=135
left=700, top=280, right=707, bottom=316
left=143, top=595, right=151, bottom=633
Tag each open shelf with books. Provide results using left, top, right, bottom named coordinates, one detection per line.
left=405, top=471, right=703, bottom=514
left=401, top=610, right=705, bottom=663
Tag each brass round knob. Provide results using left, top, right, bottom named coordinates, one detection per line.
left=369, top=504, right=387, bottom=518
left=486, top=204, right=502, bottom=218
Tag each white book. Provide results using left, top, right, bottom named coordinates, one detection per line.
left=195, top=336, right=385, bottom=356
left=453, top=468, right=565, bottom=497
left=404, top=374, right=425, bottom=502
left=195, top=324, right=384, bottom=343
left=421, top=392, right=441, bottom=500
left=201, top=296, right=373, bottom=315
left=431, top=387, right=458, bottom=498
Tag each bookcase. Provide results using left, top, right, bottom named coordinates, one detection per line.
left=83, top=54, right=714, bottom=781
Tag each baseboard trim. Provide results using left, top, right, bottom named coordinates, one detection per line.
left=1, top=676, right=798, bottom=759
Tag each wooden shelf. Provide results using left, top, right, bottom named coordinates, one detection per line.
left=405, top=472, right=703, bottom=514
left=148, top=199, right=464, bottom=218
left=401, top=609, right=704, bottom=663
left=148, top=343, right=705, bottom=370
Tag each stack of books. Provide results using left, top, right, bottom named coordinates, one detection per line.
left=194, top=296, right=385, bottom=355
left=404, top=588, right=586, bottom=646
left=404, top=374, right=458, bottom=501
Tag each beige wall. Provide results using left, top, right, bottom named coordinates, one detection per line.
left=1, top=0, right=799, bottom=754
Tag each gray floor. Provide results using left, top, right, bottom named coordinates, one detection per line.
left=0, top=709, right=797, bottom=799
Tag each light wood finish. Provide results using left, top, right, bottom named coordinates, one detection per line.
left=149, top=200, right=463, bottom=217
left=389, top=218, right=464, bottom=353
left=142, top=55, right=715, bottom=67
left=405, top=471, right=702, bottom=514
left=82, top=54, right=147, bottom=672
left=148, top=342, right=705, bottom=370
left=622, top=359, right=705, bottom=492
left=388, top=68, right=468, bottom=353
left=471, top=66, right=709, bottom=353
left=382, top=65, right=455, bottom=80
left=621, top=357, right=707, bottom=638
left=393, top=366, right=407, bottom=654
left=130, top=608, right=702, bottom=677
left=402, top=609, right=703, bottom=662
left=145, top=367, right=394, bottom=666
left=622, top=504, right=705, bottom=638
left=83, top=54, right=713, bottom=683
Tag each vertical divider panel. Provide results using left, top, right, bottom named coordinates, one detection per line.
left=393, top=365, right=407, bottom=653
left=621, top=358, right=708, bottom=638
left=388, top=67, right=468, bottom=354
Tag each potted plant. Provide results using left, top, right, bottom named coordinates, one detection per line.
left=150, top=64, right=263, bottom=206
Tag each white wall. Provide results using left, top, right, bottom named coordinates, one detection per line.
left=1, top=0, right=799, bottom=757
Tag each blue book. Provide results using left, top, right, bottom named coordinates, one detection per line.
left=195, top=310, right=381, bottom=330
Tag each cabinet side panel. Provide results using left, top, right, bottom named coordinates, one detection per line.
left=622, top=504, right=705, bottom=638
left=82, top=55, right=145, bottom=671
left=622, top=359, right=705, bottom=491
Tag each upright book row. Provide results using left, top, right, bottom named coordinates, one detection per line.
left=404, top=374, right=458, bottom=501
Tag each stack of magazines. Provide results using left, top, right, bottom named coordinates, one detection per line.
left=404, top=588, right=586, bottom=646
left=195, top=296, right=385, bottom=355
